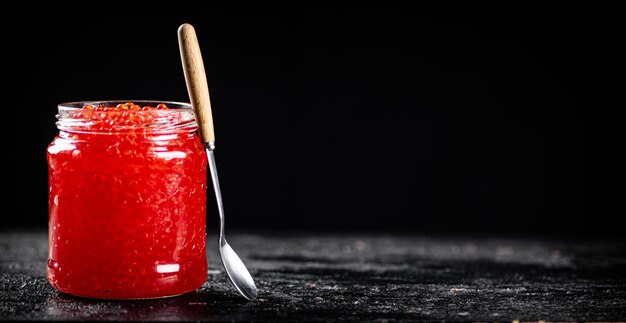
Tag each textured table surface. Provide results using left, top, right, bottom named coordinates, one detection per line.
left=1, top=230, right=625, bottom=322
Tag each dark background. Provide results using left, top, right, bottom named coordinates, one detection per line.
left=1, top=2, right=618, bottom=235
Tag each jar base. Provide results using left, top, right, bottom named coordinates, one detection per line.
left=53, top=289, right=198, bottom=301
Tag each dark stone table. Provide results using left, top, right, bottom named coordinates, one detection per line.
left=1, top=230, right=625, bottom=322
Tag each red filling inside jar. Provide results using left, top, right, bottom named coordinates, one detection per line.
left=47, top=102, right=207, bottom=299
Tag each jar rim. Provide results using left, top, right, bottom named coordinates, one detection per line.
left=58, top=100, right=192, bottom=110
left=56, top=100, right=197, bottom=134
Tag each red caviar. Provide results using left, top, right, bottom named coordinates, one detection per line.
left=47, top=101, right=207, bottom=299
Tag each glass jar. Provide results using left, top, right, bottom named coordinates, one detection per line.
left=46, top=100, right=208, bottom=299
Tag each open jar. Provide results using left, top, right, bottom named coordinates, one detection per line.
left=46, top=101, right=208, bottom=299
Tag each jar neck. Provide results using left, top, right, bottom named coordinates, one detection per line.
left=57, top=130, right=198, bottom=142
left=56, top=101, right=198, bottom=135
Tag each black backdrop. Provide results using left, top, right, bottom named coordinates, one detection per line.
left=1, top=2, right=617, bottom=235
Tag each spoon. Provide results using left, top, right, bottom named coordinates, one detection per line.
left=178, top=23, right=258, bottom=301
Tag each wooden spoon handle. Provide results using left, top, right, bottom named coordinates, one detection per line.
left=178, top=23, right=215, bottom=144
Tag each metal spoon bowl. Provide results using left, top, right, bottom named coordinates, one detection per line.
left=207, top=147, right=257, bottom=300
